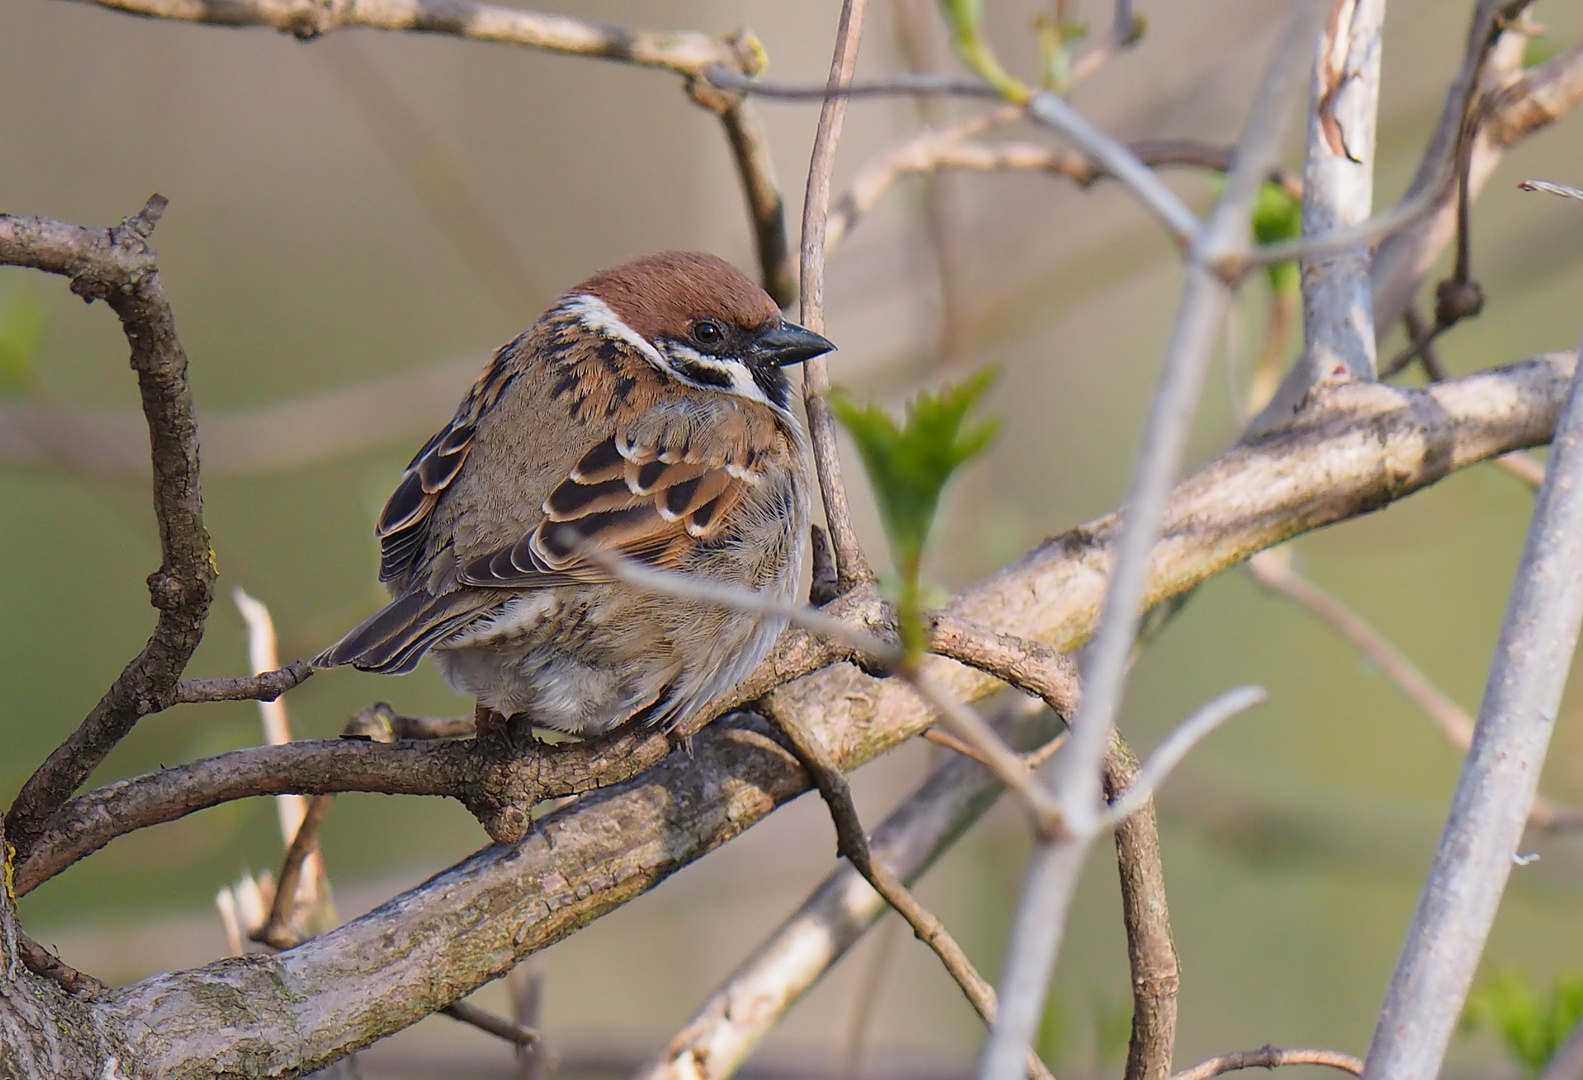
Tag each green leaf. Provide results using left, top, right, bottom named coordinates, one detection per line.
left=831, top=369, right=999, bottom=578
left=1464, top=969, right=1583, bottom=1076
left=1524, top=37, right=1559, bottom=69
left=0, top=291, right=46, bottom=396
left=1250, top=181, right=1302, bottom=298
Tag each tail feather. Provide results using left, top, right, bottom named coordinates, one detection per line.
left=313, top=590, right=484, bottom=675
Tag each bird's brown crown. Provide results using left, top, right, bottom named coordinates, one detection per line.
left=573, top=251, right=780, bottom=343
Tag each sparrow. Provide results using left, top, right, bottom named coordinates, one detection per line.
left=313, top=251, right=835, bottom=737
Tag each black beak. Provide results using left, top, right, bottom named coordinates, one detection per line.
left=751, top=321, right=836, bottom=367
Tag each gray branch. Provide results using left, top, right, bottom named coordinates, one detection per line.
left=1362, top=328, right=1583, bottom=1077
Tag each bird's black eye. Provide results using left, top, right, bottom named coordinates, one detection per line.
left=690, top=319, right=725, bottom=346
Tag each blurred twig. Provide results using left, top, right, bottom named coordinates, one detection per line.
left=1246, top=550, right=1583, bottom=832
left=1171, top=1046, right=1363, bottom=1080
left=766, top=708, right=1057, bottom=1080
left=641, top=697, right=1060, bottom=1080
left=799, top=0, right=876, bottom=593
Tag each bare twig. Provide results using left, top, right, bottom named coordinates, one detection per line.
left=440, top=999, right=539, bottom=1048
left=1172, top=1046, right=1363, bottom=1080
left=1, top=199, right=216, bottom=861
left=1104, top=688, right=1267, bottom=826
left=233, top=589, right=319, bottom=887
left=1023, top=92, right=1200, bottom=247
left=1370, top=1, right=1538, bottom=336
left=1363, top=327, right=1583, bottom=1078
left=800, top=0, right=875, bottom=592
left=507, top=955, right=551, bottom=1079
left=641, top=700, right=1056, bottom=1080
left=1247, top=549, right=1583, bottom=832
left=1297, top=0, right=1387, bottom=386
left=826, top=132, right=1302, bottom=257
left=253, top=794, right=335, bottom=950
left=172, top=661, right=313, bottom=704
left=1493, top=451, right=1547, bottom=488
left=16, top=933, right=108, bottom=999
left=979, top=7, right=1322, bottom=1075
left=1104, top=736, right=1178, bottom=1080
left=71, top=0, right=741, bottom=73
left=766, top=711, right=1050, bottom=1080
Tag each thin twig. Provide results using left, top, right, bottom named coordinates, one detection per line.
left=827, top=133, right=1303, bottom=258
left=1104, top=736, right=1178, bottom=1080
left=1023, top=91, right=1200, bottom=247
left=979, top=7, right=1322, bottom=1076
left=441, top=999, right=540, bottom=1048
left=507, top=955, right=551, bottom=1079
left=70, top=0, right=744, bottom=74
left=1, top=198, right=216, bottom=861
left=1172, top=1046, right=1363, bottom=1080
left=1362, top=325, right=1583, bottom=1078
left=172, top=661, right=313, bottom=704
left=1247, top=550, right=1583, bottom=833
left=799, top=0, right=875, bottom=592
left=16, top=933, right=108, bottom=999
left=253, top=794, right=335, bottom=950
left=637, top=699, right=1058, bottom=1080
left=766, top=709, right=1056, bottom=1080
left=1104, top=688, right=1267, bottom=826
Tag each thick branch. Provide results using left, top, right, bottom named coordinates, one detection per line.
left=1, top=201, right=217, bottom=860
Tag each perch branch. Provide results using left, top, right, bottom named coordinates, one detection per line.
left=0, top=199, right=216, bottom=861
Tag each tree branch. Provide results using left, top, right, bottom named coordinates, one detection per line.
left=799, top=0, right=875, bottom=592
left=1, top=199, right=217, bottom=861
left=1105, top=735, right=1179, bottom=1080
left=640, top=698, right=1061, bottom=1080
left=1172, top=1046, right=1363, bottom=1080
left=1362, top=329, right=1583, bottom=1079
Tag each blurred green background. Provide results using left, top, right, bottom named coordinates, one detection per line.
left=3, top=0, right=1583, bottom=1075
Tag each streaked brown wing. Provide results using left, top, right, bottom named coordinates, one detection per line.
left=457, top=434, right=750, bottom=589
left=377, top=347, right=520, bottom=583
